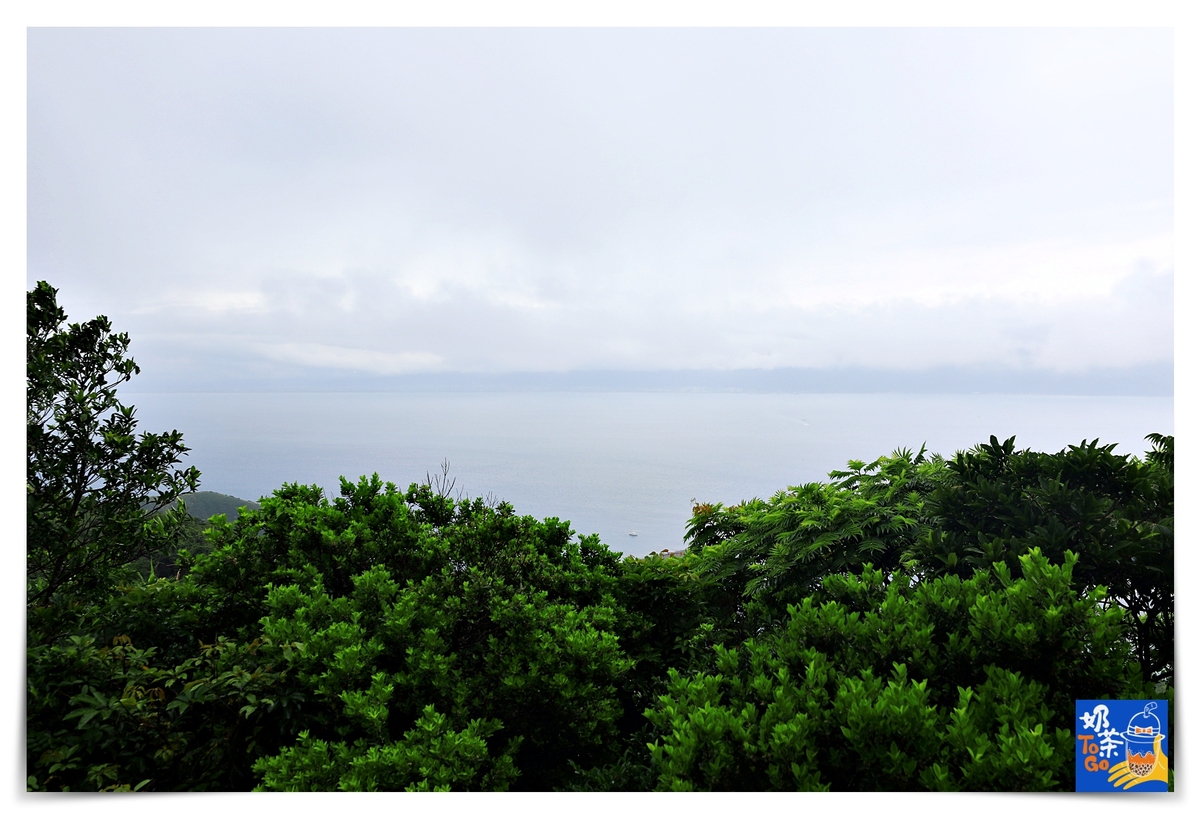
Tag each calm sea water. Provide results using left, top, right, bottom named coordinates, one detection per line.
left=125, top=392, right=1173, bottom=557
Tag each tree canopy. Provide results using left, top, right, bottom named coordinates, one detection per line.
left=27, top=281, right=200, bottom=607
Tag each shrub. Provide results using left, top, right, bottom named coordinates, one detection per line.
left=644, top=550, right=1144, bottom=791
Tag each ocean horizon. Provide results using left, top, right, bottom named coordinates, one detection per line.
left=126, top=362, right=1173, bottom=397
left=125, top=390, right=1174, bottom=557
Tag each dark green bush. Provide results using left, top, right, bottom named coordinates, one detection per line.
left=643, top=550, right=1146, bottom=791
left=912, top=435, right=1173, bottom=682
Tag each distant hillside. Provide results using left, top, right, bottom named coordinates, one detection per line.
left=133, top=492, right=259, bottom=578
left=172, top=491, right=261, bottom=521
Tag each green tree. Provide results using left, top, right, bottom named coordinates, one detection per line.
left=686, top=435, right=1174, bottom=684
left=911, top=435, right=1173, bottom=683
left=26, top=280, right=200, bottom=606
left=684, top=447, right=945, bottom=625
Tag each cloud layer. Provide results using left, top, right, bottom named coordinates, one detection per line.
left=28, top=28, right=1173, bottom=382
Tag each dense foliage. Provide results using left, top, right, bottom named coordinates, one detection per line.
left=27, top=281, right=199, bottom=606
left=644, top=551, right=1142, bottom=791
left=27, top=282, right=1173, bottom=791
left=686, top=435, right=1174, bottom=684
left=915, top=434, right=1174, bottom=683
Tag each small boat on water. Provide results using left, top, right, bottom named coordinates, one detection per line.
left=628, top=531, right=637, bottom=537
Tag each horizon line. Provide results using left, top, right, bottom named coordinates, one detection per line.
left=124, top=362, right=1174, bottom=397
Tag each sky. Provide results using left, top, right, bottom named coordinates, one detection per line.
left=26, top=26, right=1173, bottom=387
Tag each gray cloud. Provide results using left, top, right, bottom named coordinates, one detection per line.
left=28, top=28, right=1173, bottom=381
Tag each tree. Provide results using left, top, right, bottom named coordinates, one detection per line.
left=26, top=281, right=200, bottom=606
left=684, top=446, right=945, bottom=622
left=685, top=434, right=1174, bottom=685
left=913, top=435, right=1174, bottom=683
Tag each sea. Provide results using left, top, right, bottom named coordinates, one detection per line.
left=125, top=392, right=1174, bottom=557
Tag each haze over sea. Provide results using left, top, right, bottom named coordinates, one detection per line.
left=31, top=29, right=1176, bottom=561
left=126, top=391, right=1173, bottom=557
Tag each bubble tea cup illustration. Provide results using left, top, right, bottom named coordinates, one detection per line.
left=1123, top=703, right=1162, bottom=777
left=1105, top=701, right=1169, bottom=790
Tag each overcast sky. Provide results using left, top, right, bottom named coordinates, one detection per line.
left=27, top=27, right=1173, bottom=383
